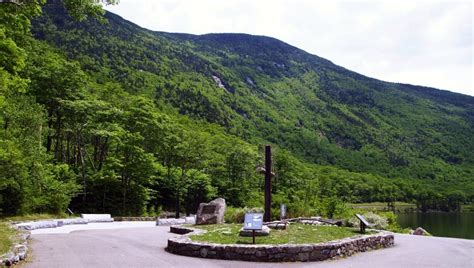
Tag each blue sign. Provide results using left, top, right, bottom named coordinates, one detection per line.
left=243, top=213, right=263, bottom=230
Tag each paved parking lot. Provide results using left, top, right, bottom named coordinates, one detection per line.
left=26, top=223, right=474, bottom=268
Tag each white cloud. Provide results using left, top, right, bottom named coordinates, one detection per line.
left=106, top=0, right=473, bottom=96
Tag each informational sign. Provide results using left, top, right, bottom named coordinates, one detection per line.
left=201, top=205, right=216, bottom=214
left=280, top=204, right=286, bottom=219
left=243, top=213, right=263, bottom=230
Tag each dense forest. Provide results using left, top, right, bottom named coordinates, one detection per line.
left=0, top=1, right=472, bottom=218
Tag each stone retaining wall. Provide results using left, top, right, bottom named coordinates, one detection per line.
left=170, top=226, right=195, bottom=235
left=0, top=232, right=30, bottom=266
left=167, top=226, right=394, bottom=262
left=114, top=217, right=157, bottom=221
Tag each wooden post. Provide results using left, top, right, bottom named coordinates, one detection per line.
left=252, top=230, right=256, bottom=244
left=264, top=145, right=272, bottom=222
left=360, top=219, right=366, bottom=234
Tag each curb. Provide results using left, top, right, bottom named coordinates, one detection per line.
left=167, top=225, right=395, bottom=262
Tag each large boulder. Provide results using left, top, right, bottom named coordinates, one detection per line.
left=412, top=227, right=430, bottom=236
left=239, top=226, right=271, bottom=237
left=196, top=198, right=226, bottom=225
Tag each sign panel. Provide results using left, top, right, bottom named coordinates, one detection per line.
left=243, top=213, right=263, bottom=230
left=201, top=205, right=216, bottom=214
left=280, top=204, right=286, bottom=219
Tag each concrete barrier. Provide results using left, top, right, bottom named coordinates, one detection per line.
left=16, top=221, right=58, bottom=231
left=15, top=218, right=90, bottom=231
left=59, top=218, right=89, bottom=225
left=156, top=218, right=186, bottom=226
left=81, top=214, right=114, bottom=223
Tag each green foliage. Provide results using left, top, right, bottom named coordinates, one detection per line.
left=376, top=211, right=402, bottom=232
left=182, top=170, right=217, bottom=215
left=61, top=0, right=119, bottom=21
left=146, top=205, right=161, bottom=217
left=29, top=2, right=474, bottom=212
left=0, top=140, right=27, bottom=215
left=349, top=212, right=388, bottom=230
left=0, top=223, right=17, bottom=256
left=27, top=163, right=80, bottom=214
left=224, top=207, right=247, bottom=223
left=320, top=197, right=351, bottom=219
left=0, top=0, right=472, bottom=218
left=0, top=28, right=26, bottom=74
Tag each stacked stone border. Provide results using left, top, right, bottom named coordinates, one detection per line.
left=0, top=230, right=30, bottom=266
left=170, top=226, right=195, bottom=235
left=167, top=226, right=394, bottom=262
left=114, top=216, right=157, bottom=221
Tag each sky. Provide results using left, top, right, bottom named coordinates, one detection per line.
left=105, top=0, right=474, bottom=96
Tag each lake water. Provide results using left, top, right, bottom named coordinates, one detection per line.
left=396, top=212, right=474, bottom=239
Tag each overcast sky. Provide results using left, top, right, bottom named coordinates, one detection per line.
left=106, top=0, right=473, bottom=96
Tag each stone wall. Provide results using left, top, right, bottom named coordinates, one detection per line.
left=167, top=226, right=394, bottom=262
left=170, top=226, right=195, bottom=235
left=114, top=217, right=157, bottom=222
left=0, top=232, right=30, bottom=266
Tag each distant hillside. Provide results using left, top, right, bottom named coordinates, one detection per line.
left=34, top=4, right=474, bottom=180
left=0, top=1, right=463, bottom=216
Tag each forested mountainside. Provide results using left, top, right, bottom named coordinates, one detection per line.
left=1, top=1, right=472, bottom=217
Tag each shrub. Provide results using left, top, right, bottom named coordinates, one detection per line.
left=224, top=207, right=263, bottom=223
left=286, top=201, right=316, bottom=218
left=155, top=205, right=162, bottom=217
left=147, top=206, right=155, bottom=217
left=247, top=207, right=264, bottom=213
left=224, top=207, right=246, bottom=223
left=320, top=197, right=352, bottom=219
left=349, top=211, right=388, bottom=229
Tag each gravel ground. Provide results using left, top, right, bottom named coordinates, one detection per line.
left=26, top=223, right=473, bottom=268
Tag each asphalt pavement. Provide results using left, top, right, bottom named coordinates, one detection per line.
left=26, top=222, right=474, bottom=268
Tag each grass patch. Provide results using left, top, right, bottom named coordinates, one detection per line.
left=0, top=223, right=18, bottom=256
left=349, top=202, right=416, bottom=211
left=189, top=223, right=363, bottom=245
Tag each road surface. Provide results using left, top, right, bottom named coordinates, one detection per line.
left=26, top=222, right=473, bottom=268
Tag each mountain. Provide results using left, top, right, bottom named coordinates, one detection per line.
left=33, top=4, right=474, bottom=178
left=2, top=1, right=470, bottom=215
